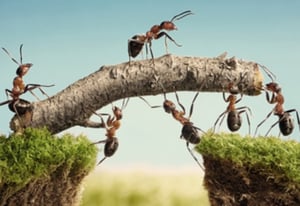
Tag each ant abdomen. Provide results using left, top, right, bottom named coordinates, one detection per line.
left=227, top=111, right=242, bottom=132
left=181, top=124, right=200, bottom=144
left=8, top=99, right=32, bottom=115
left=104, top=137, right=119, bottom=157
left=279, top=113, right=294, bottom=136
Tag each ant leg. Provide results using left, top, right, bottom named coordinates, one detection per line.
left=194, top=125, right=206, bottom=134
left=213, top=110, right=227, bottom=133
left=5, top=89, right=13, bottom=99
left=254, top=110, right=274, bottom=136
left=148, top=42, right=155, bottom=65
left=265, top=91, right=277, bottom=104
left=164, top=36, right=169, bottom=54
left=12, top=100, right=26, bottom=128
left=222, top=92, right=228, bottom=102
left=92, top=112, right=108, bottom=128
left=157, top=32, right=182, bottom=48
left=25, top=84, right=55, bottom=99
left=174, top=91, right=186, bottom=114
left=91, top=139, right=107, bottom=145
left=265, top=118, right=282, bottom=136
left=0, top=100, right=10, bottom=106
left=237, top=106, right=252, bottom=135
left=188, top=92, right=199, bottom=119
left=186, top=142, right=205, bottom=171
left=139, top=96, right=161, bottom=109
left=235, top=93, right=243, bottom=104
left=97, top=157, right=107, bottom=165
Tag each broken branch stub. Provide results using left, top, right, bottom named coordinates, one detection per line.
left=10, top=54, right=263, bottom=134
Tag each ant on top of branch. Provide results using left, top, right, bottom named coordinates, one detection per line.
left=213, top=83, right=252, bottom=134
left=140, top=86, right=205, bottom=170
left=91, top=98, right=129, bottom=165
left=128, top=10, right=193, bottom=64
left=254, top=82, right=300, bottom=137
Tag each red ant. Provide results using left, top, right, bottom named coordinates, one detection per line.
left=2, top=44, right=54, bottom=100
left=140, top=89, right=205, bottom=170
left=1, top=44, right=54, bottom=125
left=213, top=84, right=252, bottom=134
left=128, top=10, right=193, bottom=63
left=254, top=82, right=300, bottom=136
left=91, top=98, right=129, bottom=165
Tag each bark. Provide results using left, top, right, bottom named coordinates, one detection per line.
left=10, top=54, right=263, bottom=134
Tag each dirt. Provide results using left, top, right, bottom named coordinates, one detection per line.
left=202, top=155, right=300, bottom=206
left=0, top=163, right=88, bottom=206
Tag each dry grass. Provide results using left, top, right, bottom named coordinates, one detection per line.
left=81, top=168, right=209, bottom=206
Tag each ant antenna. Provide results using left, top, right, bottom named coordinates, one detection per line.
left=258, top=64, right=277, bottom=83
left=19, top=44, right=23, bottom=64
left=121, top=98, right=130, bottom=110
left=171, top=10, right=194, bottom=22
left=2, top=47, right=20, bottom=65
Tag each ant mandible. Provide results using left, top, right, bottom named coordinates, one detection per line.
left=91, top=98, right=129, bottom=165
left=140, top=89, right=205, bottom=170
left=128, top=10, right=193, bottom=63
left=254, top=82, right=300, bottom=136
left=213, top=83, right=252, bottom=134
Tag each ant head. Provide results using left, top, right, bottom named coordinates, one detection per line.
left=160, top=21, right=177, bottom=31
left=112, top=106, right=123, bottom=120
left=227, top=83, right=239, bottom=95
left=266, top=82, right=281, bottom=93
left=163, top=100, right=176, bottom=113
left=16, top=63, right=33, bottom=77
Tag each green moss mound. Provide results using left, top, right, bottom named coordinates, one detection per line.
left=0, top=128, right=97, bottom=206
left=196, top=132, right=300, bottom=206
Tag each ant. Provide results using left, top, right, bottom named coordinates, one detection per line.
left=213, top=83, right=252, bottom=134
left=2, top=44, right=54, bottom=100
left=254, top=82, right=300, bottom=136
left=140, top=89, right=205, bottom=170
left=128, top=10, right=193, bottom=63
left=1, top=44, right=54, bottom=126
left=91, top=98, right=129, bottom=165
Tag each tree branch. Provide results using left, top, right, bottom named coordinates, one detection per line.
left=10, top=54, right=263, bottom=134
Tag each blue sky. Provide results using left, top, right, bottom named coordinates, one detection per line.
left=0, top=1, right=300, bottom=169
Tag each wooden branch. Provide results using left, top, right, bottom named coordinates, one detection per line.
left=10, top=54, right=263, bottom=134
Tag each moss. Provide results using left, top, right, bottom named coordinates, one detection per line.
left=196, top=132, right=300, bottom=205
left=0, top=128, right=97, bottom=205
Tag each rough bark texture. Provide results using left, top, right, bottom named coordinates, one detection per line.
left=203, top=155, right=300, bottom=206
left=10, top=54, right=263, bottom=134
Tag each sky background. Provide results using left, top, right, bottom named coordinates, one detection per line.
left=0, top=1, right=299, bottom=170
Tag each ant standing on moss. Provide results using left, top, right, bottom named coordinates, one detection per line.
left=254, top=82, right=300, bottom=136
